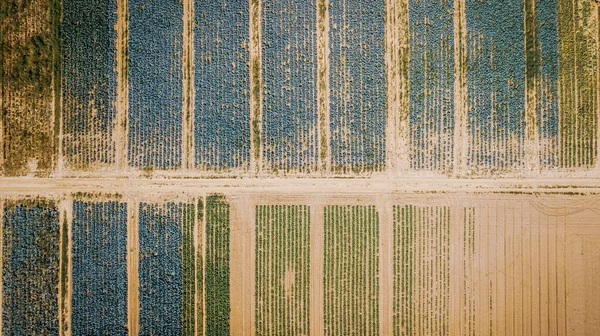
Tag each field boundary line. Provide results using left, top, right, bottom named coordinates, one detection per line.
left=126, top=199, right=139, bottom=335
left=377, top=199, right=393, bottom=335
left=310, top=201, right=324, bottom=336
left=181, top=0, right=195, bottom=171
left=3, top=177, right=600, bottom=195
left=52, top=0, right=63, bottom=173
left=115, top=0, right=129, bottom=170
left=385, top=0, right=409, bottom=173
left=58, top=195, right=73, bottom=336
left=0, top=198, right=3, bottom=335
left=597, top=2, right=600, bottom=170
left=317, top=0, right=331, bottom=173
left=250, top=0, right=263, bottom=174
left=525, top=0, right=540, bottom=171
left=453, top=0, right=467, bottom=176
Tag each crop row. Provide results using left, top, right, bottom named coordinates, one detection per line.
left=72, top=200, right=128, bottom=335
left=255, top=204, right=311, bottom=335
left=408, top=0, right=454, bottom=172
left=127, top=0, right=183, bottom=169
left=138, top=202, right=184, bottom=334
left=203, top=195, right=231, bottom=335
left=261, top=0, right=319, bottom=172
left=465, top=0, right=526, bottom=171
left=329, top=1, right=387, bottom=173
left=393, top=205, right=450, bottom=336
left=194, top=0, right=250, bottom=170
left=2, top=200, right=60, bottom=334
left=323, top=205, right=379, bottom=335
left=1, top=0, right=57, bottom=176
left=61, top=0, right=118, bottom=169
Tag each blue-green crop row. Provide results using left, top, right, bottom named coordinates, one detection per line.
left=72, top=200, right=128, bottom=335
left=2, top=200, right=60, bottom=334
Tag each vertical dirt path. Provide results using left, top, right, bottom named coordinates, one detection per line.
left=249, top=0, right=263, bottom=174
left=115, top=0, right=129, bottom=170
left=181, top=0, right=195, bottom=171
left=317, top=0, right=331, bottom=174
left=126, top=199, right=139, bottom=335
left=310, top=199, right=324, bottom=336
left=453, top=0, right=467, bottom=175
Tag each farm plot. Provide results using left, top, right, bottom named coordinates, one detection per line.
left=194, top=0, right=250, bottom=170
left=2, top=200, right=59, bottom=334
left=408, top=0, right=454, bottom=172
left=393, top=205, right=450, bottom=336
left=202, top=195, right=231, bottom=335
left=558, top=0, right=598, bottom=168
left=1, top=0, right=59, bottom=176
left=255, top=205, right=310, bottom=335
left=138, top=202, right=184, bottom=334
left=536, top=0, right=559, bottom=168
left=128, top=0, right=182, bottom=169
left=71, top=200, right=128, bottom=335
left=262, top=0, right=318, bottom=173
left=61, top=0, right=117, bottom=169
left=329, top=1, right=386, bottom=173
left=323, top=205, right=379, bottom=335
left=181, top=202, right=196, bottom=335
left=465, top=0, right=525, bottom=172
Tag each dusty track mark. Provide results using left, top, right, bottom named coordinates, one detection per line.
left=377, top=199, right=393, bottom=336
left=385, top=0, right=409, bottom=173
left=525, top=0, right=540, bottom=171
left=126, top=200, right=139, bottom=335
left=310, top=199, right=324, bottom=336
left=317, top=0, right=331, bottom=174
left=181, top=0, right=195, bottom=171
left=0, top=198, right=3, bottom=335
left=249, top=0, right=263, bottom=174
left=58, top=196, right=72, bottom=336
left=229, top=196, right=254, bottom=335
left=51, top=0, right=61, bottom=173
left=115, top=0, right=129, bottom=170
left=453, top=0, right=467, bottom=176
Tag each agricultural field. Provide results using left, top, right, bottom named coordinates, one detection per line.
left=0, top=0, right=598, bottom=176
left=127, top=0, right=183, bottom=169
left=408, top=0, right=454, bottom=172
left=194, top=1, right=250, bottom=171
left=61, top=0, right=118, bottom=169
left=255, top=205, right=310, bottom=335
left=1, top=0, right=600, bottom=335
left=203, top=195, right=231, bottom=335
left=262, top=0, right=318, bottom=173
left=329, top=1, right=387, bottom=173
left=393, top=205, right=450, bottom=335
left=138, top=202, right=184, bottom=334
left=323, top=205, right=379, bottom=335
left=71, top=200, right=128, bottom=335
left=0, top=193, right=598, bottom=334
left=2, top=200, right=60, bottom=334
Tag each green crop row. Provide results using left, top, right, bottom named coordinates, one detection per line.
left=255, top=204, right=310, bottom=335
left=324, top=205, right=379, bottom=336
left=393, top=205, right=451, bottom=336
